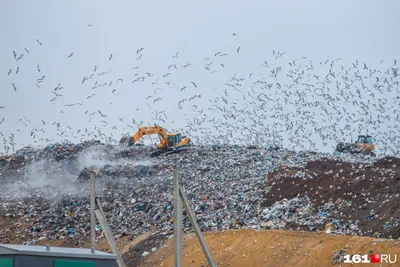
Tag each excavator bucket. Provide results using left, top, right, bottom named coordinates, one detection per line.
left=119, top=136, right=135, bottom=146
left=119, top=136, right=129, bottom=146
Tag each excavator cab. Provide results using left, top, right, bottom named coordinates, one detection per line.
left=167, top=133, right=182, bottom=148
left=357, top=135, right=373, bottom=144
left=168, top=135, right=174, bottom=147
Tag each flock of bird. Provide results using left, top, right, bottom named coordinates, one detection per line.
left=1, top=33, right=400, bottom=156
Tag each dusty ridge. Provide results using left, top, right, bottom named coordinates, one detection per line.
left=139, top=229, right=400, bottom=267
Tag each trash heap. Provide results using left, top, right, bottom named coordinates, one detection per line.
left=263, top=156, right=400, bottom=239
left=0, top=141, right=398, bottom=246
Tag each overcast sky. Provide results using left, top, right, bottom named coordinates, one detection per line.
left=0, top=0, right=399, bottom=154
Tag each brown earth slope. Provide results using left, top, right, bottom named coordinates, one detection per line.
left=140, top=229, right=400, bottom=267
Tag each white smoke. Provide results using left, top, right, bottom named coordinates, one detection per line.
left=0, top=145, right=158, bottom=202
left=76, top=146, right=158, bottom=168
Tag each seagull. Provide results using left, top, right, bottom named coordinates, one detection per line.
left=233, top=33, right=237, bottom=36
left=191, top=81, right=197, bottom=88
left=16, top=66, right=19, bottom=74
left=172, top=52, right=179, bottom=58
left=12, top=83, right=17, bottom=92
left=13, top=51, right=17, bottom=59
left=68, top=52, right=74, bottom=58
left=36, top=39, right=42, bottom=45
left=109, top=54, right=113, bottom=60
left=181, top=86, right=187, bottom=91
left=153, top=98, right=162, bottom=104
left=16, top=54, right=24, bottom=61
left=87, top=24, right=92, bottom=27
left=87, top=94, right=95, bottom=99
left=137, top=48, right=145, bottom=54
left=37, top=65, right=41, bottom=72
left=112, top=89, right=117, bottom=94
left=0, top=118, right=4, bottom=124
left=53, top=91, right=62, bottom=97
left=8, top=69, right=12, bottom=75
left=237, top=47, right=241, bottom=53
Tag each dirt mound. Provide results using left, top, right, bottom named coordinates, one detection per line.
left=263, top=158, right=400, bottom=238
left=140, top=229, right=400, bottom=267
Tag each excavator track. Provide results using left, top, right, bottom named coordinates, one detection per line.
left=150, top=145, right=193, bottom=158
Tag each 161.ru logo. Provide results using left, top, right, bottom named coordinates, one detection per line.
left=343, top=254, right=397, bottom=264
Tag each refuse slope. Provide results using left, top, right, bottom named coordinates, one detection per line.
left=0, top=141, right=399, bottom=260
left=139, top=229, right=400, bottom=267
left=262, top=157, right=400, bottom=239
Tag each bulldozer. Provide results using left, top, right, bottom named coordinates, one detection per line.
left=336, top=135, right=375, bottom=156
left=119, top=125, right=192, bottom=157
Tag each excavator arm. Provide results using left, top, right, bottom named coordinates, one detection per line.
left=128, top=126, right=169, bottom=148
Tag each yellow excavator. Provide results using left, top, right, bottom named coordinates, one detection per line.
left=336, top=135, right=375, bottom=156
left=119, top=125, right=192, bottom=157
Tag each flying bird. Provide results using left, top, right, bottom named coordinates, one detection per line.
left=153, top=98, right=162, bottom=104
left=7, top=69, right=12, bottom=75
left=137, top=48, right=144, bottom=54
left=109, top=54, right=113, bottom=60
left=36, top=39, right=42, bottom=45
left=12, top=83, right=17, bottom=92
left=237, top=47, right=241, bottom=53
left=68, top=52, right=74, bottom=58
left=37, top=65, right=41, bottom=72
left=191, top=81, right=197, bottom=88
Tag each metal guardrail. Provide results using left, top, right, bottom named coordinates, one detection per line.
left=89, top=167, right=216, bottom=267
left=173, top=167, right=216, bottom=267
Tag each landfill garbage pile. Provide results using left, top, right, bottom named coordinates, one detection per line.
left=263, top=157, right=400, bottom=239
left=0, top=140, right=398, bottom=247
